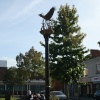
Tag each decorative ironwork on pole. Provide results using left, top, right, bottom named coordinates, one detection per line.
left=39, top=7, right=55, bottom=35
left=39, top=7, right=55, bottom=100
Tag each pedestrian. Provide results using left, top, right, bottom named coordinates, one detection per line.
left=28, top=90, right=32, bottom=100
left=39, top=93, right=45, bottom=100
left=33, top=93, right=39, bottom=100
left=30, top=94, right=34, bottom=100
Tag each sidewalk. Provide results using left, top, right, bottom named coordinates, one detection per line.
left=69, top=96, right=94, bottom=100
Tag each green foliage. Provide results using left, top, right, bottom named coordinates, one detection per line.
left=0, top=97, right=20, bottom=100
left=3, top=46, right=45, bottom=95
left=4, top=67, right=17, bottom=85
left=16, top=46, right=45, bottom=81
left=50, top=96, right=59, bottom=100
left=16, top=53, right=28, bottom=85
left=49, top=4, right=89, bottom=83
left=4, top=46, right=45, bottom=88
left=23, top=46, right=45, bottom=79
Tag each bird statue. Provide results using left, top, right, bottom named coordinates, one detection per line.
left=39, top=7, right=55, bottom=20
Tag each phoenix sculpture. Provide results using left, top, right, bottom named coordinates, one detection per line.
left=39, top=7, right=55, bottom=30
left=39, top=7, right=55, bottom=21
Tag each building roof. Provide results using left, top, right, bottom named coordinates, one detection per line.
left=90, top=49, right=100, bottom=58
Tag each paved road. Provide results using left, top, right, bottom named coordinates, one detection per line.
left=69, top=97, right=94, bottom=100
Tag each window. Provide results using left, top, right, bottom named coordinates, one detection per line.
left=96, top=64, right=100, bottom=74
left=84, top=68, right=88, bottom=76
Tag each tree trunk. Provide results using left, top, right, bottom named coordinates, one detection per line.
left=65, top=83, right=69, bottom=100
left=12, top=86, right=14, bottom=97
left=21, top=85, right=23, bottom=95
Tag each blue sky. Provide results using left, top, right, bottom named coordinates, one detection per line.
left=0, top=0, right=100, bottom=67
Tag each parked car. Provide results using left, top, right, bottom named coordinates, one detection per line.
left=94, top=90, right=100, bottom=100
left=50, top=91, right=66, bottom=100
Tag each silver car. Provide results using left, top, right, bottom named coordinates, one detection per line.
left=50, top=91, right=66, bottom=100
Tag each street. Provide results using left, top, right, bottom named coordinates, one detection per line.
left=69, top=96, right=94, bottom=100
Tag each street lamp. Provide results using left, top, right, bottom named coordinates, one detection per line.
left=39, top=7, right=55, bottom=100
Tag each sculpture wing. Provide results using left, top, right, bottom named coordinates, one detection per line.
left=44, top=7, right=55, bottom=20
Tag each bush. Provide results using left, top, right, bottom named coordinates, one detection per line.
left=50, top=96, right=59, bottom=100
left=0, top=94, right=5, bottom=98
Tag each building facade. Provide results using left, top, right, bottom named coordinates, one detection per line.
left=0, top=60, right=45, bottom=95
left=79, top=49, right=100, bottom=97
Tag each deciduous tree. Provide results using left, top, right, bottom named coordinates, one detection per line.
left=48, top=4, right=89, bottom=98
left=16, top=47, right=45, bottom=81
left=4, top=66, right=17, bottom=96
left=24, top=47, right=45, bottom=79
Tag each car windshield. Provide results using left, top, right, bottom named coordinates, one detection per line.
left=52, top=91, right=64, bottom=95
left=94, top=90, right=100, bottom=95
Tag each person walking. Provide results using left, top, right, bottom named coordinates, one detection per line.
left=30, top=94, right=34, bottom=100
left=39, top=93, right=45, bottom=100
left=28, top=90, right=32, bottom=100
